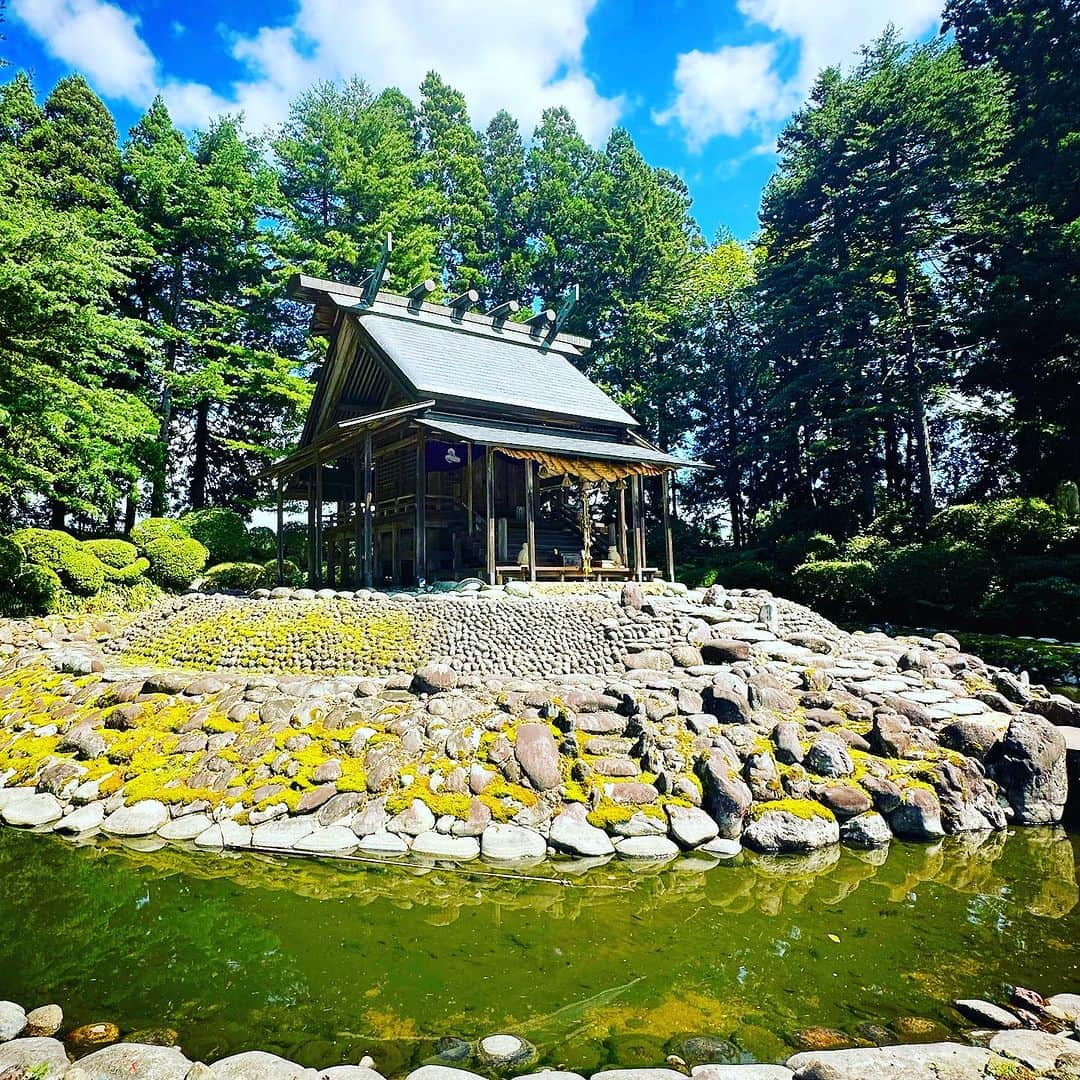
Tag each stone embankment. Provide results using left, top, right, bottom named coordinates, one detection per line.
left=0, top=581, right=1075, bottom=866
left=1, top=986, right=1079, bottom=1078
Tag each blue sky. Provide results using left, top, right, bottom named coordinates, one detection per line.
left=3, top=0, right=942, bottom=240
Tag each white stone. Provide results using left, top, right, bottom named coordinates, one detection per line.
left=0, top=1036, right=67, bottom=1079
left=320, top=1069, right=386, bottom=1080
left=251, top=817, right=316, bottom=850
left=614, top=835, right=679, bottom=860
left=1, top=792, right=63, bottom=827
left=101, top=799, right=169, bottom=836
left=294, top=826, right=359, bottom=853
left=480, top=824, right=547, bottom=861
left=77, top=1042, right=193, bottom=1078
left=785, top=1043, right=991, bottom=1079
left=698, top=837, right=741, bottom=858
left=0, top=1000, right=26, bottom=1040
left=355, top=830, right=410, bottom=856
left=989, top=1029, right=1080, bottom=1073
left=665, top=804, right=719, bottom=848
left=157, top=814, right=214, bottom=841
left=53, top=801, right=104, bottom=833
left=410, top=831, right=481, bottom=860
left=548, top=805, right=615, bottom=857
left=406, top=1068, right=486, bottom=1080
left=218, top=820, right=252, bottom=848
left=210, top=1050, right=320, bottom=1078
left=692, top=1067, right=793, bottom=1079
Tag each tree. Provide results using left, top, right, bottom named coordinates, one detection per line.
left=480, top=110, right=531, bottom=302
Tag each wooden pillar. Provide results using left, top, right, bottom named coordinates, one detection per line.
left=616, top=482, right=627, bottom=566
left=314, top=460, right=324, bottom=586
left=466, top=443, right=474, bottom=535
left=415, top=431, right=427, bottom=585
left=629, top=474, right=642, bottom=582
left=662, top=471, right=675, bottom=583
left=524, top=458, right=536, bottom=582
left=485, top=448, right=496, bottom=585
left=276, top=476, right=285, bottom=586
left=362, top=433, right=373, bottom=587
left=306, top=478, right=316, bottom=584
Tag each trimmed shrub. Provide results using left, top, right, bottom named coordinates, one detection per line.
left=15, top=564, right=62, bottom=614
left=204, top=561, right=270, bottom=591
left=999, top=554, right=1080, bottom=585
left=248, top=526, right=277, bottom=560
left=981, top=576, right=1080, bottom=639
left=772, top=531, right=840, bottom=572
left=843, top=534, right=891, bottom=564
left=0, top=535, right=24, bottom=588
left=878, top=541, right=998, bottom=619
left=58, top=546, right=106, bottom=595
left=145, top=537, right=209, bottom=590
left=130, top=517, right=190, bottom=551
left=933, top=498, right=1065, bottom=555
left=84, top=538, right=138, bottom=569
left=181, top=508, right=249, bottom=564
left=103, top=556, right=151, bottom=584
left=10, top=527, right=78, bottom=570
left=792, top=559, right=876, bottom=620
left=264, top=558, right=304, bottom=587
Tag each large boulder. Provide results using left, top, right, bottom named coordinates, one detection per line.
left=888, top=788, right=945, bottom=840
left=101, top=800, right=169, bottom=836
left=741, top=803, right=839, bottom=854
left=785, top=1042, right=991, bottom=1079
left=548, top=804, right=614, bottom=857
left=209, top=1050, right=319, bottom=1078
left=987, top=714, right=1068, bottom=824
left=665, top=804, right=719, bottom=848
left=514, top=723, right=561, bottom=791
left=76, top=1042, right=192, bottom=1078
left=805, top=734, right=853, bottom=778
left=0, top=1037, right=69, bottom=1079
left=696, top=751, right=752, bottom=839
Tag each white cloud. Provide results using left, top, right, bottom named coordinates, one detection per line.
left=13, top=0, right=621, bottom=144
left=657, top=0, right=942, bottom=148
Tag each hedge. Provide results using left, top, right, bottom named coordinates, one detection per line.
left=14, top=565, right=62, bottom=614
left=264, top=558, right=304, bottom=587
left=181, top=508, right=249, bottom=564
left=792, top=559, right=876, bottom=620
left=144, top=537, right=209, bottom=590
left=83, top=538, right=139, bottom=569
left=204, top=561, right=270, bottom=591
left=130, top=517, right=190, bottom=551
left=0, top=536, right=24, bottom=589
left=248, top=526, right=276, bottom=561
left=980, top=576, right=1080, bottom=639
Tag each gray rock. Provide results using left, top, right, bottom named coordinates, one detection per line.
left=839, top=812, right=891, bottom=849
left=987, top=714, right=1068, bottom=824
left=691, top=1067, right=793, bottom=1079
left=54, top=801, right=105, bottom=833
left=0, top=1000, right=26, bottom=1040
left=477, top=1033, right=537, bottom=1069
left=952, top=999, right=1020, bottom=1029
left=888, top=788, right=945, bottom=841
left=0, top=1036, right=67, bottom=1078
left=101, top=800, right=169, bottom=836
left=412, top=665, right=457, bottom=695
left=805, top=734, right=853, bottom=778
left=988, top=1029, right=1080, bottom=1073
left=614, top=835, right=679, bottom=859
left=697, top=752, right=752, bottom=838
left=388, top=799, right=436, bottom=837
left=481, top=824, right=546, bottom=861
left=698, top=836, right=741, bottom=857
left=1, top=792, right=63, bottom=827
left=591, top=1071, right=686, bottom=1080
left=319, top=1069, right=386, bottom=1080
left=210, top=1050, right=319, bottom=1078
left=1048, top=993, right=1080, bottom=1021
left=410, top=831, right=481, bottom=860
left=548, top=804, right=615, bottom=857
left=665, top=804, right=719, bottom=848
left=772, top=721, right=804, bottom=764
left=24, top=1003, right=62, bottom=1037
left=785, top=1042, right=990, bottom=1079
left=406, top=1068, right=486, bottom=1080
left=742, top=806, right=839, bottom=854
left=77, top=1042, right=193, bottom=1078
left=514, top=723, right=561, bottom=791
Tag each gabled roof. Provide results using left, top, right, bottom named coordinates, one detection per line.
left=290, top=275, right=637, bottom=433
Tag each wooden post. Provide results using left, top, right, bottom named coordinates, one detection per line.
left=466, top=443, right=474, bottom=534
left=353, top=450, right=363, bottom=588
left=616, top=482, right=627, bottom=566
left=485, top=448, right=496, bottom=585
left=629, top=474, right=642, bottom=581
left=362, top=433, right=373, bottom=587
left=637, top=475, right=647, bottom=581
left=662, top=471, right=675, bottom=583
left=415, top=431, right=427, bottom=585
left=306, top=478, right=316, bottom=584
left=314, top=460, right=324, bottom=586
left=524, top=459, right=536, bottom=582
left=276, top=476, right=285, bottom=586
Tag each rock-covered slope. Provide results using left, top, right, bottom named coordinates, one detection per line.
left=0, top=581, right=1074, bottom=862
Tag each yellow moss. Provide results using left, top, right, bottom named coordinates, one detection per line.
left=750, top=798, right=835, bottom=822
left=385, top=777, right=471, bottom=818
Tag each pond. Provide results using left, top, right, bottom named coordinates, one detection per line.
left=0, top=827, right=1078, bottom=1074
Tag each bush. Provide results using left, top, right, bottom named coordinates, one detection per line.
left=84, top=538, right=138, bottom=569
left=792, top=560, right=876, bottom=620
left=772, top=531, right=840, bottom=572
left=843, top=534, right=891, bottom=564
left=10, top=527, right=78, bottom=569
left=102, top=556, right=151, bottom=584
left=0, top=536, right=24, bottom=588
left=264, top=558, right=304, bottom=587
left=58, top=546, right=106, bottom=595
left=181, top=508, right=249, bottom=564
left=204, top=561, right=270, bottom=591
left=248, top=526, right=277, bottom=560
left=145, top=537, right=209, bottom=590
left=980, top=577, right=1080, bottom=639
left=998, top=554, right=1080, bottom=585
left=878, top=541, right=998, bottom=620
left=932, top=498, right=1066, bottom=555
left=130, top=517, right=190, bottom=551
left=14, top=564, right=62, bottom=614
left=281, top=521, right=309, bottom=563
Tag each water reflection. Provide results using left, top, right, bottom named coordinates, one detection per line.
left=0, top=826, right=1076, bottom=1072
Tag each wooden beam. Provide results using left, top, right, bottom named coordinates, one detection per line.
left=415, top=430, right=427, bottom=585
left=629, top=474, right=642, bottom=582
left=276, top=476, right=285, bottom=586
left=362, top=433, right=374, bottom=587
left=485, top=449, right=496, bottom=585
left=524, top=459, right=536, bottom=583
left=662, top=471, right=675, bottom=583
left=488, top=300, right=520, bottom=325
left=616, top=483, right=627, bottom=567
left=361, top=232, right=392, bottom=305
left=449, top=288, right=480, bottom=317
left=314, top=460, right=324, bottom=586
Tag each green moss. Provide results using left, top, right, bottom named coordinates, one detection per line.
left=386, top=778, right=471, bottom=818
left=750, top=798, right=835, bottom=822
left=986, top=1056, right=1037, bottom=1080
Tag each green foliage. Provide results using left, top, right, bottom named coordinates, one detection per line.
left=930, top=498, right=1064, bottom=555
left=84, top=538, right=138, bottom=568
left=10, top=527, right=78, bottom=568
left=144, top=536, right=208, bottom=590
left=980, top=577, right=1080, bottom=639
left=792, top=560, right=876, bottom=620
left=130, top=517, right=189, bottom=551
left=247, top=526, right=276, bottom=560
left=878, top=541, right=997, bottom=617
left=955, top=632, right=1080, bottom=686
left=57, top=545, right=106, bottom=595
left=14, top=564, right=61, bottom=614
left=265, top=558, right=304, bottom=587
left=102, top=557, right=150, bottom=584
left=843, top=534, right=891, bottom=564
left=180, top=508, right=248, bottom=564
left=204, top=561, right=270, bottom=591
left=0, top=535, right=24, bottom=588
left=281, top=522, right=308, bottom=563
left=772, top=531, right=840, bottom=573
left=1056, top=481, right=1080, bottom=522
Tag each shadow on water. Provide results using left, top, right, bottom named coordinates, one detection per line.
left=0, top=826, right=1077, bottom=1072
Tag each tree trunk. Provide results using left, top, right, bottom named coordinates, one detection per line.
left=124, top=486, right=137, bottom=534
left=190, top=399, right=210, bottom=510
left=48, top=499, right=65, bottom=530
left=151, top=254, right=184, bottom=517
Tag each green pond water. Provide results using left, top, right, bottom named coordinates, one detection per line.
left=1, top=828, right=1078, bottom=1074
